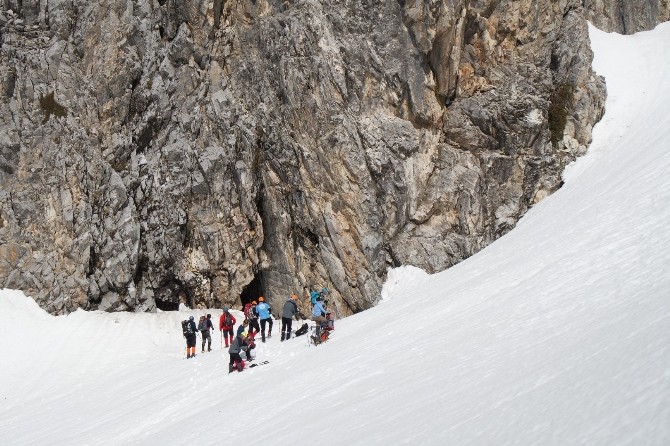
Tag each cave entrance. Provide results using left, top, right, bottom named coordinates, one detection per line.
left=156, top=298, right=179, bottom=311
left=239, top=272, right=265, bottom=310
left=155, top=281, right=189, bottom=311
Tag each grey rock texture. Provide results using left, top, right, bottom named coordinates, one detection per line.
left=585, top=0, right=670, bottom=33
left=0, top=1, right=667, bottom=315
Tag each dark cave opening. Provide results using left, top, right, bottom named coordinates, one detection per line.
left=239, top=272, right=265, bottom=310
left=156, top=298, right=180, bottom=311
left=155, top=280, right=189, bottom=311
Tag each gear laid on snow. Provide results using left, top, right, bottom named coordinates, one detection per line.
left=294, top=323, right=309, bottom=337
left=249, top=361, right=269, bottom=368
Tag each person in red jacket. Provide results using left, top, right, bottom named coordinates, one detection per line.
left=219, top=307, right=236, bottom=347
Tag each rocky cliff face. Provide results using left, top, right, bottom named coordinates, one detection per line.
left=0, top=0, right=667, bottom=315
left=585, top=0, right=669, bottom=32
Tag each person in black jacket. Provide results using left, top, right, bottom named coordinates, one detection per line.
left=184, top=316, right=198, bottom=359
left=281, top=294, right=300, bottom=341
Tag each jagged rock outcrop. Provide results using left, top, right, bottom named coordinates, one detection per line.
left=584, top=0, right=670, bottom=33
left=0, top=0, right=667, bottom=315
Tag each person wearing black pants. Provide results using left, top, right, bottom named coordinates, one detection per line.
left=184, top=316, right=198, bottom=359
left=281, top=294, right=300, bottom=341
left=256, top=297, right=273, bottom=342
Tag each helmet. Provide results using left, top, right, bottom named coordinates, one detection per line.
left=322, top=287, right=329, bottom=294
left=189, top=316, right=194, bottom=321
left=258, top=296, right=265, bottom=302
left=223, top=306, right=229, bottom=312
left=291, top=294, right=298, bottom=300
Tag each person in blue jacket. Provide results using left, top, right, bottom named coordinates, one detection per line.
left=256, top=296, right=273, bottom=343
left=311, top=296, right=327, bottom=339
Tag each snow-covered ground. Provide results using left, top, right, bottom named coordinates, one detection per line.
left=2, top=22, right=670, bottom=446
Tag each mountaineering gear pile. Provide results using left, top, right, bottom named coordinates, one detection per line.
left=219, top=309, right=237, bottom=347
left=294, top=323, right=309, bottom=337
left=281, top=296, right=299, bottom=341
left=310, top=313, right=335, bottom=346
left=256, top=300, right=273, bottom=343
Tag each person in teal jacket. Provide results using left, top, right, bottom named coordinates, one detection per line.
left=256, top=296, right=273, bottom=343
left=310, top=287, right=329, bottom=307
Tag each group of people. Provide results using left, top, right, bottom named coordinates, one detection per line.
left=182, top=288, right=331, bottom=373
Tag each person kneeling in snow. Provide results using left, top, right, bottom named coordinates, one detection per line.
left=228, top=332, right=249, bottom=373
left=236, top=321, right=258, bottom=361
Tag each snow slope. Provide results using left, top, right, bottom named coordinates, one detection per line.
left=1, top=22, right=670, bottom=446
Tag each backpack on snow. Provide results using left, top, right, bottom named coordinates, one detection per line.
left=294, top=323, right=309, bottom=337
left=181, top=320, right=193, bottom=336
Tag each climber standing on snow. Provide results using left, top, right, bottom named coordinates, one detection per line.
left=198, top=314, right=214, bottom=352
left=219, top=307, right=236, bottom=348
left=256, top=297, right=273, bottom=343
left=281, top=294, right=300, bottom=341
left=183, top=315, right=198, bottom=359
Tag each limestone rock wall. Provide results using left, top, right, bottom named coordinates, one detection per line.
left=584, top=0, right=670, bottom=33
left=0, top=0, right=666, bottom=315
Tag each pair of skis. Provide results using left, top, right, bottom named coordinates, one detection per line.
left=248, top=360, right=269, bottom=368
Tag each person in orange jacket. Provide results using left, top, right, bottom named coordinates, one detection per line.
left=219, top=307, right=236, bottom=348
